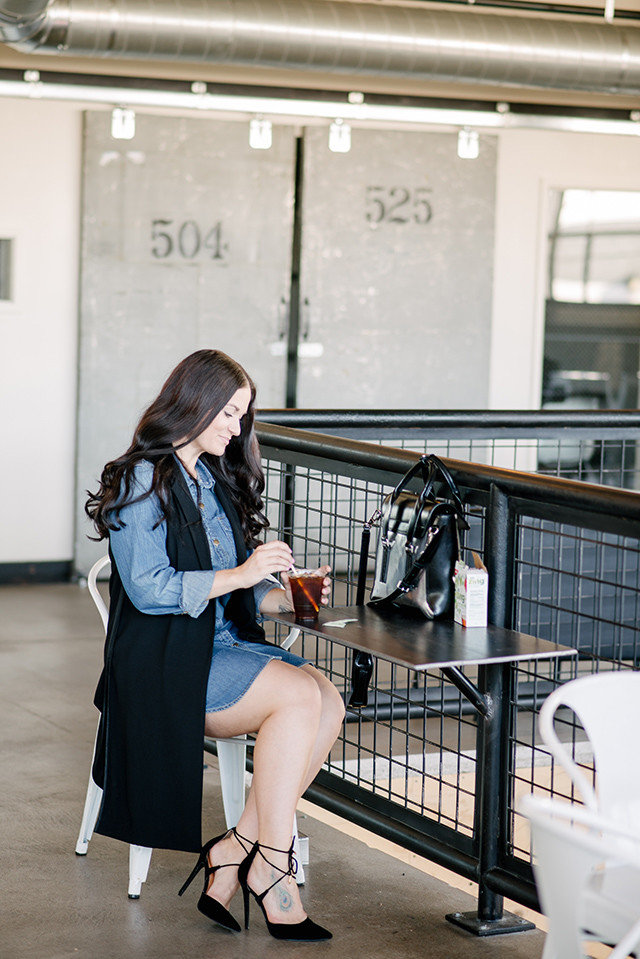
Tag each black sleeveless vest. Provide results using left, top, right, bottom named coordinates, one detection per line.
left=92, top=462, right=265, bottom=852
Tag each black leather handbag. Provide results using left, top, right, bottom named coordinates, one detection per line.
left=348, top=454, right=467, bottom=708
left=369, top=454, right=467, bottom=619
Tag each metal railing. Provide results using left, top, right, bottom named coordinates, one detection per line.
left=254, top=420, right=640, bottom=923
left=258, top=409, right=640, bottom=490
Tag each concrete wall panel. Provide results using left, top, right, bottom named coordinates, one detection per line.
left=75, top=112, right=296, bottom=573
left=298, top=127, right=497, bottom=408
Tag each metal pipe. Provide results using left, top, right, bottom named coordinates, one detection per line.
left=474, top=662, right=509, bottom=922
left=0, top=0, right=48, bottom=42
left=304, top=771, right=480, bottom=882
left=485, top=483, right=513, bottom=630
left=258, top=408, right=640, bottom=433
left=2, top=0, right=640, bottom=96
left=482, top=865, right=539, bottom=913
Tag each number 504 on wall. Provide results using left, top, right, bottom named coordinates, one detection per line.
left=151, top=219, right=227, bottom=260
left=365, top=187, right=433, bottom=226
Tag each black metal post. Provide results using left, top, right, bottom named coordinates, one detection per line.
left=485, top=482, right=513, bottom=630
left=446, top=482, right=532, bottom=935
left=477, top=661, right=505, bottom=922
left=446, top=661, right=533, bottom=936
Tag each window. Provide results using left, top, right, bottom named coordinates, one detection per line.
left=548, top=190, right=640, bottom=305
left=543, top=190, right=640, bottom=409
left=0, top=238, right=13, bottom=301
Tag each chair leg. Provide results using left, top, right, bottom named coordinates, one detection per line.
left=292, top=815, right=306, bottom=885
left=128, top=845, right=153, bottom=899
left=75, top=772, right=103, bottom=855
left=216, top=736, right=248, bottom=829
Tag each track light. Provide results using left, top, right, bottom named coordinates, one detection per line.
left=23, top=69, right=42, bottom=98
left=249, top=116, right=272, bottom=150
left=328, top=119, right=351, bottom=153
left=457, top=127, right=479, bottom=159
left=111, top=107, right=136, bottom=140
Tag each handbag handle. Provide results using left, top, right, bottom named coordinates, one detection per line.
left=404, top=454, right=466, bottom=546
left=384, top=456, right=434, bottom=542
left=419, top=454, right=465, bottom=516
left=387, top=455, right=432, bottom=503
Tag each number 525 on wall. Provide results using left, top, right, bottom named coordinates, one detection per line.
left=365, top=187, right=433, bottom=226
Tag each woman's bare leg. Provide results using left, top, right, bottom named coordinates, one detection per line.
left=201, top=661, right=345, bottom=923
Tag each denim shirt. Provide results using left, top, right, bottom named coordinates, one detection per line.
left=108, top=459, right=280, bottom=637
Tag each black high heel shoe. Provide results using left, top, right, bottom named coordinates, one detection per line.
left=238, top=840, right=332, bottom=941
left=178, top=827, right=250, bottom=932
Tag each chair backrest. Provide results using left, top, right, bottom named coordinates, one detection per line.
left=87, top=555, right=110, bottom=635
left=520, top=793, right=640, bottom=959
left=538, top=672, right=640, bottom=825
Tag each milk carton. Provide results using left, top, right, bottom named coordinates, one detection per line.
left=453, top=554, right=488, bottom=627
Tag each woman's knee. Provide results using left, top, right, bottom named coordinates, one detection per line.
left=324, top=681, right=346, bottom=730
left=304, top=667, right=346, bottom=729
left=269, top=661, right=323, bottom=719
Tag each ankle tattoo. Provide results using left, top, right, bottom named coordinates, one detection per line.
left=275, top=877, right=294, bottom=913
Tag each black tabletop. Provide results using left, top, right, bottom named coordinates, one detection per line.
left=268, top=604, right=577, bottom=671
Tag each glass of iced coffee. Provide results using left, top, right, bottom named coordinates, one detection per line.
left=288, top=568, right=324, bottom=624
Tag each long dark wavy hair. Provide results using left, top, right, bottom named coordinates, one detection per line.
left=85, top=350, right=268, bottom=547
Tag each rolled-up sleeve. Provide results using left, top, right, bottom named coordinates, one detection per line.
left=109, top=465, right=214, bottom=617
left=254, top=574, right=284, bottom=613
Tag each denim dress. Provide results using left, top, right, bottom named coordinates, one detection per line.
left=109, top=458, right=307, bottom=713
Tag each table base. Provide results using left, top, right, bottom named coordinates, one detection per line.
left=446, top=910, right=535, bottom=936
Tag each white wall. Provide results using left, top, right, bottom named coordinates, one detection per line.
left=0, top=98, right=81, bottom=563
left=0, top=95, right=638, bottom=566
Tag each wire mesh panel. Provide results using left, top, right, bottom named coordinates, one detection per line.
left=260, top=453, right=480, bottom=848
left=514, top=517, right=640, bottom=663
left=507, top=509, right=640, bottom=872
left=261, top=458, right=377, bottom=588
left=369, top=435, right=639, bottom=488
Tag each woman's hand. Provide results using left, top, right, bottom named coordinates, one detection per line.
left=237, top=540, right=294, bottom=589
left=207, top=540, right=294, bottom=600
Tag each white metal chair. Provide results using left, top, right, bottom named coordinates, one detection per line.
left=76, top=555, right=305, bottom=897
left=538, top=671, right=640, bottom=828
left=520, top=794, right=640, bottom=959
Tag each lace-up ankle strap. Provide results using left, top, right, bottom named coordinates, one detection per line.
left=232, top=827, right=254, bottom=854
left=253, top=839, right=298, bottom=896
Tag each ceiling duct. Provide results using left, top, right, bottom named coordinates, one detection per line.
left=1, top=0, right=640, bottom=96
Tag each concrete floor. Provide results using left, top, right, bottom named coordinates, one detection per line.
left=0, top=582, right=548, bottom=959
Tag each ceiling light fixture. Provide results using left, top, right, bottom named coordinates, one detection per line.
left=111, top=107, right=136, bottom=140
left=457, top=127, right=479, bottom=159
left=249, top=116, right=272, bottom=149
left=23, top=69, right=42, bottom=97
left=328, top=119, right=351, bottom=153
